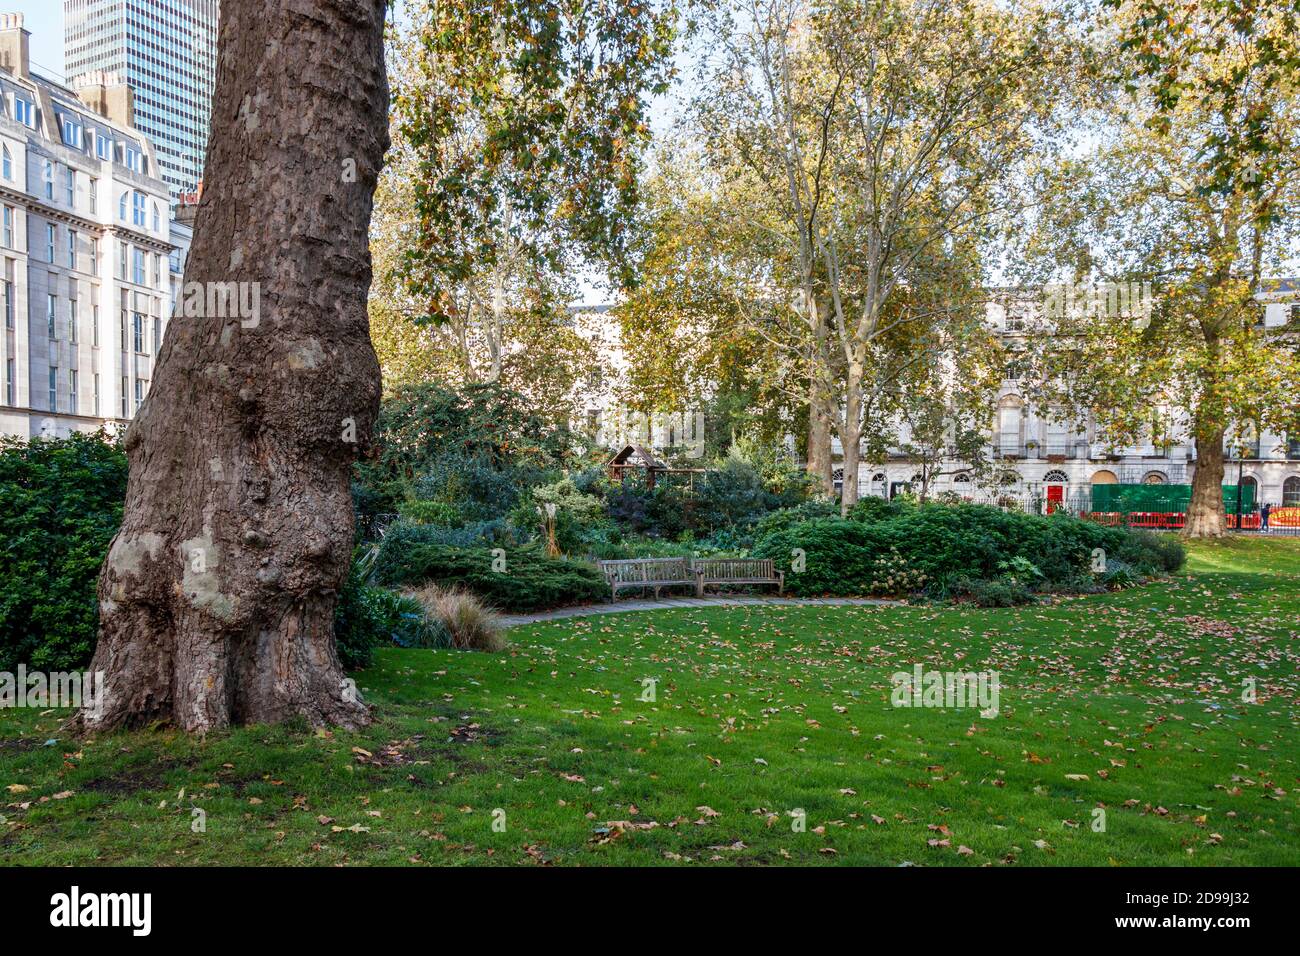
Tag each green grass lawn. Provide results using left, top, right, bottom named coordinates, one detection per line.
left=3, top=536, right=1298, bottom=866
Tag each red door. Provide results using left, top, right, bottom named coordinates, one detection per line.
left=1047, top=484, right=1064, bottom=514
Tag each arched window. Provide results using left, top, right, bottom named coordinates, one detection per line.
left=152, top=202, right=160, bottom=232
left=1043, top=470, right=1069, bottom=483
left=1142, top=471, right=1167, bottom=485
left=118, top=192, right=127, bottom=221
left=953, top=473, right=971, bottom=483
left=1239, top=476, right=1258, bottom=509
left=1091, top=469, right=1118, bottom=485
left=1284, top=476, right=1300, bottom=506
left=1, top=145, right=9, bottom=180
left=870, top=472, right=886, bottom=484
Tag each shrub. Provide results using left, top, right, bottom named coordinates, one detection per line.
left=410, top=585, right=507, bottom=652
left=373, top=543, right=608, bottom=612
left=1115, top=530, right=1185, bottom=574
left=753, top=503, right=1177, bottom=598
left=372, top=519, right=521, bottom=581
left=398, top=499, right=462, bottom=527
left=948, top=575, right=1036, bottom=607
left=0, top=432, right=127, bottom=671
left=753, top=499, right=841, bottom=539
left=334, top=552, right=447, bottom=668
left=847, top=495, right=914, bottom=523
left=511, top=477, right=610, bottom=553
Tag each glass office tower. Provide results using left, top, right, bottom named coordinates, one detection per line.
left=64, top=0, right=218, bottom=203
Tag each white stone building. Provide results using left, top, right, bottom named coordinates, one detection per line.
left=838, top=281, right=1300, bottom=509
left=0, top=13, right=174, bottom=440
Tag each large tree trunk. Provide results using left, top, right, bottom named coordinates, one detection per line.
left=1185, top=421, right=1227, bottom=538
left=77, top=0, right=389, bottom=732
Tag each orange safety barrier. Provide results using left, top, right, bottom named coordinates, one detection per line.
left=1270, top=506, right=1300, bottom=528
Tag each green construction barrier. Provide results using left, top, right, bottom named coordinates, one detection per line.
left=1090, top=483, right=1255, bottom=514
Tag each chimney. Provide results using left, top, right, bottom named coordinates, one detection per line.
left=0, top=12, right=29, bottom=79
left=72, top=69, right=134, bottom=129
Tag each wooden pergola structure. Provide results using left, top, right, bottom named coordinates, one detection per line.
left=604, top=444, right=707, bottom=490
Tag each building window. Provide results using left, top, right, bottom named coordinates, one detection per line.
left=92, top=304, right=99, bottom=347
left=1284, top=476, right=1300, bottom=506
left=132, top=311, right=144, bottom=353
left=153, top=316, right=161, bottom=353
left=121, top=376, right=128, bottom=417
left=96, top=134, right=110, bottom=160
left=118, top=192, right=127, bottom=221
left=68, top=229, right=77, bottom=268
left=90, top=237, right=98, bottom=272
left=69, top=369, right=77, bottom=411
left=61, top=117, right=82, bottom=150
left=154, top=253, right=163, bottom=288
left=48, top=366, right=57, bottom=411
left=43, top=160, right=53, bottom=199
left=118, top=241, right=128, bottom=280
left=134, top=378, right=144, bottom=412
left=5, top=358, right=12, bottom=405
left=2, top=205, right=12, bottom=247
left=132, top=248, right=145, bottom=285
left=69, top=298, right=77, bottom=343
left=2, top=279, right=11, bottom=329
left=125, top=146, right=141, bottom=174
left=46, top=223, right=55, bottom=261
left=1, top=145, right=9, bottom=180
left=1142, top=471, right=1168, bottom=484
left=89, top=178, right=97, bottom=214
left=93, top=373, right=100, bottom=415
left=13, top=97, right=34, bottom=128
left=47, top=294, right=56, bottom=338
left=132, top=191, right=146, bottom=227
left=65, top=166, right=75, bottom=205
left=152, top=202, right=160, bottom=232
left=997, top=397, right=1023, bottom=456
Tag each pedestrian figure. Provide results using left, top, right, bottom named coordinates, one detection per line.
left=1261, top=502, right=1271, bottom=532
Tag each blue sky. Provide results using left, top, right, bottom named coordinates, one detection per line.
left=12, top=1, right=64, bottom=81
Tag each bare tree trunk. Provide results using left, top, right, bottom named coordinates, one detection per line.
left=838, top=362, right=864, bottom=515
left=806, top=382, right=835, bottom=494
left=804, top=295, right=835, bottom=495
left=1185, top=421, right=1227, bottom=538
left=78, top=0, right=389, bottom=732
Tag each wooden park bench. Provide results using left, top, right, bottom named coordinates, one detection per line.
left=692, top=558, right=784, bottom=597
left=599, top=557, right=696, bottom=600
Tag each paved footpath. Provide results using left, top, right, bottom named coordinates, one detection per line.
left=499, top=595, right=901, bottom=628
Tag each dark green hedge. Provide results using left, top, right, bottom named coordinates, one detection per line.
left=753, top=504, right=1183, bottom=598
left=373, top=542, right=608, bottom=612
left=0, top=432, right=127, bottom=671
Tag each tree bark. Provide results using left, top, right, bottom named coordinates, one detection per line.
left=806, top=382, right=835, bottom=494
left=77, top=0, right=389, bottom=732
left=1185, top=421, right=1227, bottom=538
left=838, top=361, right=864, bottom=515
left=804, top=295, right=835, bottom=495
